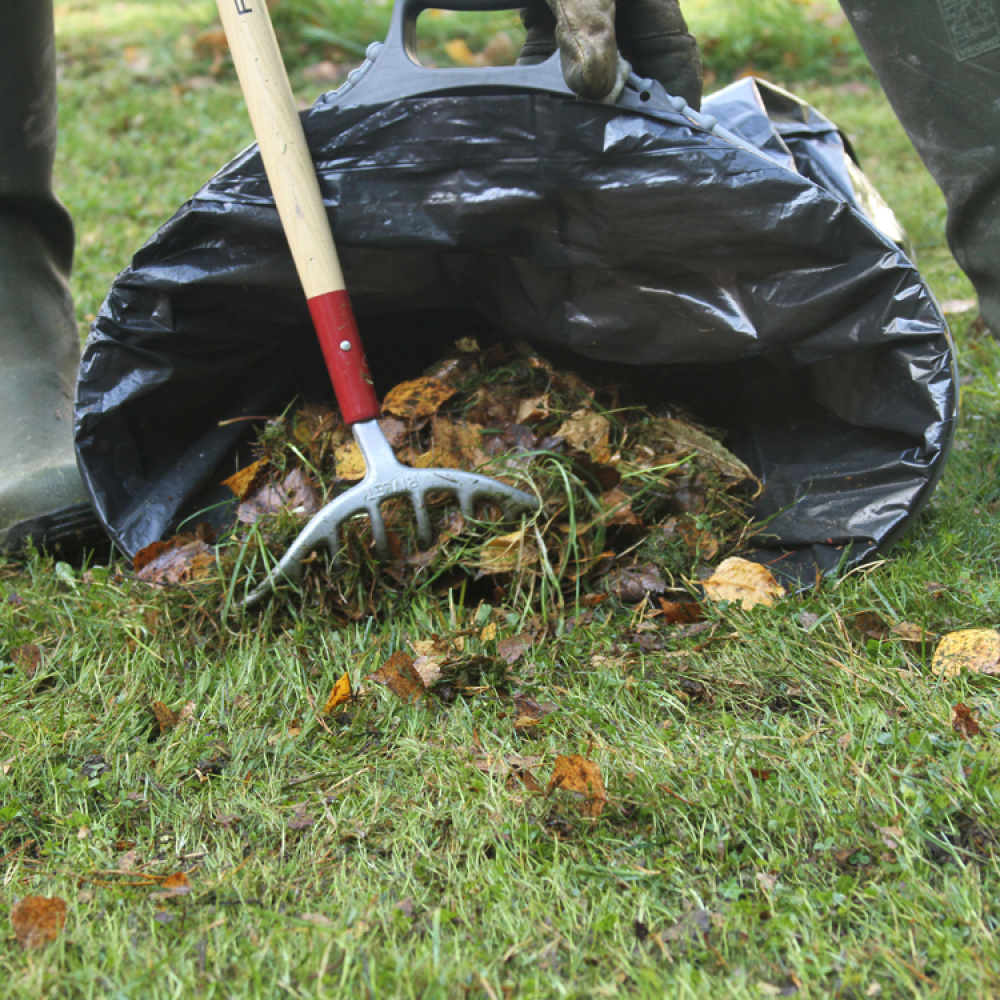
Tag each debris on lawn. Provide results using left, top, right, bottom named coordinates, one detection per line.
left=135, top=340, right=764, bottom=617
left=11, top=895, right=67, bottom=951
left=932, top=628, right=1000, bottom=679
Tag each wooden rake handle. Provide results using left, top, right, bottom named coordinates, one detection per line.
left=216, top=0, right=380, bottom=426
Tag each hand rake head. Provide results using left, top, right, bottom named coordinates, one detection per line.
left=243, top=418, right=538, bottom=607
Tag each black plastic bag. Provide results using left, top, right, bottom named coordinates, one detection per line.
left=75, top=19, right=956, bottom=582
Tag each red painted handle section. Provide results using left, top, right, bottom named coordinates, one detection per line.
left=308, top=289, right=381, bottom=426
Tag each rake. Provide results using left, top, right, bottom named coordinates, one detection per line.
left=216, top=0, right=538, bottom=607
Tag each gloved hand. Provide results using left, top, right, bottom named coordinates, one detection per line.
left=519, top=0, right=703, bottom=109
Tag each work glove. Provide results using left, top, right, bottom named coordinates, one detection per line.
left=519, top=0, right=703, bottom=108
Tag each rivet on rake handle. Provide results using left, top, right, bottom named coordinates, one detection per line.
left=216, top=0, right=538, bottom=608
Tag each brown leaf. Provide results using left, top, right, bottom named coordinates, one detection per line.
left=134, top=535, right=215, bottom=586
left=287, top=805, right=315, bottom=830
left=854, top=611, right=891, bottom=640
left=609, top=564, right=667, bottom=604
left=497, top=634, right=533, bottom=665
left=9, top=642, right=42, bottom=679
left=932, top=629, right=1000, bottom=679
left=659, top=417, right=756, bottom=484
left=383, top=376, right=457, bottom=421
left=11, top=896, right=67, bottom=951
left=702, top=557, right=785, bottom=610
left=547, top=754, right=606, bottom=817
left=151, top=871, right=192, bottom=900
left=222, top=459, right=268, bottom=500
left=417, top=418, right=488, bottom=470
left=656, top=599, right=705, bottom=625
left=599, top=488, right=643, bottom=527
left=556, top=410, right=611, bottom=463
left=952, top=703, right=982, bottom=739
left=371, top=651, right=426, bottom=702
left=516, top=395, right=551, bottom=425
left=479, top=528, right=539, bottom=576
left=151, top=700, right=179, bottom=736
left=513, top=693, right=555, bottom=733
left=322, top=672, right=352, bottom=714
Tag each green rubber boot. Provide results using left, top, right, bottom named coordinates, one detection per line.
left=839, top=0, right=1000, bottom=336
left=0, top=0, right=100, bottom=557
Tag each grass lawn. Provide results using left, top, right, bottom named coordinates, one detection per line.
left=3, top=2, right=999, bottom=997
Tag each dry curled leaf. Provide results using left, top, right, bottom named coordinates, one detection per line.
left=9, top=642, right=42, bottom=679
left=702, top=557, right=785, bottom=610
left=382, top=376, right=457, bottom=420
left=11, top=896, right=67, bottom=951
left=222, top=458, right=269, bottom=501
left=151, top=871, right=192, bottom=901
left=952, top=703, right=982, bottom=739
left=134, top=535, right=215, bottom=586
left=547, top=754, right=606, bottom=817
left=322, top=672, right=352, bottom=714
left=479, top=527, right=539, bottom=575
left=151, top=701, right=179, bottom=736
left=371, top=651, right=426, bottom=702
left=932, top=628, right=1000, bottom=679
left=556, top=410, right=611, bottom=463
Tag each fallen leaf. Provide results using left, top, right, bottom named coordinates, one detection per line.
left=701, top=557, right=785, bottom=610
left=116, top=849, right=141, bottom=872
left=656, top=599, right=705, bottom=625
left=513, top=693, right=555, bottom=733
left=383, top=376, right=457, bottom=421
left=371, top=651, right=426, bottom=702
left=288, top=805, right=315, bottom=830
left=480, top=622, right=498, bottom=642
left=891, top=622, right=936, bottom=648
left=134, top=535, right=216, bottom=586
left=659, top=417, right=757, bottom=483
left=9, top=642, right=41, bottom=679
left=516, top=395, right=551, bottom=424
left=854, top=611, right=891, bottom=640
left=497, top=634, right=533, bottom=665
left=334, top=440, right=367, bottom=480
left=547, top=754, right=606, bottom=817
left=322, top=672, right=352, bottom=714
left=952, top=703, right=982, bottom=738
left=222, top=459, right=268, bottom=500
left=609, top=563, right=667, bottom=603
left=932, top=629, right=1000, bottom=679
left=11, top=896, right=67, bottom=950
left=151, top=701, right=179, bottom=736
left=556, top=410, right=611, bottom=463
left=151, top=872, right=192, bottom=900
left=479, top=528, right=539, bottom=575
left=418, top=418, right=488, bottom=470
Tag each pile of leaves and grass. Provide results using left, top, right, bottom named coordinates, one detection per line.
left=137, top=340, right=770, bottom=622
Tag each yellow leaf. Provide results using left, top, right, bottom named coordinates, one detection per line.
left=334, top=440, right=366, bottom=480
left=323, top=672, right=352, bottom=714
left=556, top=410, right=611, bottom=463
left=931, top=628, right=1000, bottom=679
left=480, top=621, right=498, bottom=642
left=701, top=557, right=785, bottom=610
left=479, top=527, right=538, bottom=575
left=222, top=458, right=268, bottom=500
left=383, top=376, right=457, bottom=420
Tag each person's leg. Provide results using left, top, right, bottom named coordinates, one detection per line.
left=0, top=0, right=95, bottom=554
left=839, top=0, right=1000, bottom=333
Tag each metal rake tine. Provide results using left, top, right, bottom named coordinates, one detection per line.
left=410, top=491, right=434, bottom=547
left=367, top=503, right=392, bottom=559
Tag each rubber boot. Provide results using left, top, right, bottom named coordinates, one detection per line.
left=0, top=0, right=98, bottom=557
left=519, top=0, right=703, bottom=109
left=839, top=0, right=1000, bottom=335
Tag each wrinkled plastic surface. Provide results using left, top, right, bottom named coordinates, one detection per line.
left=76, top=73, right=957, bottom=581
